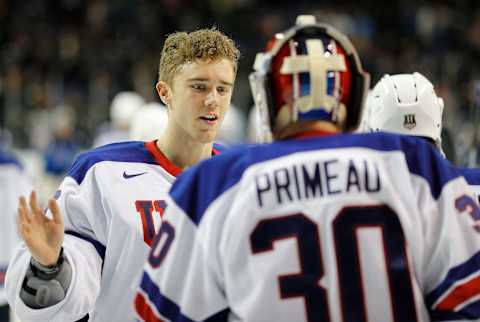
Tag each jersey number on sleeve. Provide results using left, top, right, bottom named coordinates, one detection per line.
left=455, top=194, right=480, bottom=232
left=250, top=205, right=418, bottom=322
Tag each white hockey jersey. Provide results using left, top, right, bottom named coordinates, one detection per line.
left=458, top=167, right=480, bottom=204
left=137, top=132, right=480, bottom=322
left=0, top=150, right=31, bottom=306
left=5, top=140, right=223, bottom=322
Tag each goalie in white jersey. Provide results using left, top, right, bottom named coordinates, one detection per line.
left=360, top=72, right=480, bottom=203
left=137, top=16, right=480, bottom=322
left=6, top=28, right=239, bottom=322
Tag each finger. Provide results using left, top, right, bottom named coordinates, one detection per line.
left=29, top=191, right=41, bottom=213
left=19, top=196, right=28, bottom=214
left=48, top=198, right=63, bottom=226
left=17, top=202, right=32, bottom=237
left=17, top=208, right=26, bottom=236
left=18, top=197, right=31, bottom=224
left=18, top=222, right=30, bottom=239
left=17, top=210, right=31, bottom=240
left=29, top=191, right=45, bottom=221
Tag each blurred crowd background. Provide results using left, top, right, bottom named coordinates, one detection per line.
left=1, top=0, right=480, bottom=201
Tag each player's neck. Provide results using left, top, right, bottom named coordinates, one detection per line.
left=156, top=128, right=213, bottom=171
left=275, top=120, right=341, bottom=140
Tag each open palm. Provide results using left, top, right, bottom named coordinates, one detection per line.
left=17, top=191, right=64, bottom=266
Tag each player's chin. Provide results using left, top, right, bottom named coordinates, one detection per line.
left=196, top=130, right=218, bottom=143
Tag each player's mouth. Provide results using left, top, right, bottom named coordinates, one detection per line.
left=199, top=114, right=218, bottom=125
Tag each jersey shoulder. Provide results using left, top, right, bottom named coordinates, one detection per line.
left=345, top=132, right=460, bottom=197
left=458, top=167, right=480, bottom=185
left=68, top=141, right=156, bottom=184
left=199, top=132, right=458, bottom=197
left=170, top=132, right=461, bottom=226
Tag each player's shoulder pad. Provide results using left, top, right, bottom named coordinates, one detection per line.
left=351, top=132, right=461, bottom=198
left=458, top=167, right=480, bottom=185
left=68, top=141, right=156, bottom=184
left=0, top=148, right=23, bottom=170
left=171, top=133, right=461, bottom=226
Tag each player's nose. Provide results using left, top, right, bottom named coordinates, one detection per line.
left=204, top=88, right=220, bottom=108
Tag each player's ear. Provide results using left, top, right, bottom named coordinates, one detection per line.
left=156, top=81, right=172, bottom=107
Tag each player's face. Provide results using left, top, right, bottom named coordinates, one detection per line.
left=167, top=58, right=235, bottom=143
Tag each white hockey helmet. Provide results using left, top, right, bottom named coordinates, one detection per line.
left=110, top=91, right=145, bottom=130
left=129, top=102, right=168, bottom=141
left=363, top=72, right=444, bottom=150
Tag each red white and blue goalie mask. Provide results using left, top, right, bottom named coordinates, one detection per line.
left=249, top=16, right=370, bottom=142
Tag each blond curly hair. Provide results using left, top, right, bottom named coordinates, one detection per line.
left=158, top=27, right=240, bottom=85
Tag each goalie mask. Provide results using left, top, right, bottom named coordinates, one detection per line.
left=249, top=15, right=370, bottom=142
left=362, top=72, right=444, bottom=152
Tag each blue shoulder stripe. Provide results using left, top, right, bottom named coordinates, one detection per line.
left=170, top=133, right=460, bottom=227
left=458, top=167, right=480, bottom=185
left=68, top=141, right=157, bottom=184
left=0, top=149, right=23, bottom=169
left=139, top=271, right=229, bottom=322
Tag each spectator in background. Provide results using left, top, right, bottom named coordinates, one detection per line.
left=92, top=91, right=145, bottom=148
left=27, top=106, right=55, bottom=153
left=44, top=105, right=81, bottom=177
left=0, top=128, right=13, bottom=149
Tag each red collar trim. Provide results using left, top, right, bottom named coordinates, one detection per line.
left=145, top=140, right=182, bottom=177
left=290, top=130, right=338, bottom=140
left=145, top=141, right=221, bottom=177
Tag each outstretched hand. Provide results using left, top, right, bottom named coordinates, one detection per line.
left=17, top=191, right=64, bottom=266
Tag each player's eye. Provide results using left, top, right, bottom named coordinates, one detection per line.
left=191, top=84, right=207, bottom=92
left=217, top=86, right=230, bottom=95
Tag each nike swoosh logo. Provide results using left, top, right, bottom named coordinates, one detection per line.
left=123, top=171, right=147, bottom=179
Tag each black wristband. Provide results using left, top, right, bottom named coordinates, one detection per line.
left=30, top=248, right=65, bottom=280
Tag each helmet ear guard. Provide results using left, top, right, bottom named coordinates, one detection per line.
left=249, top=16, right=370, bottom=142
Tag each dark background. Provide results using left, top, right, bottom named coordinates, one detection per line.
left=1, top=0, right=479, bottom=165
